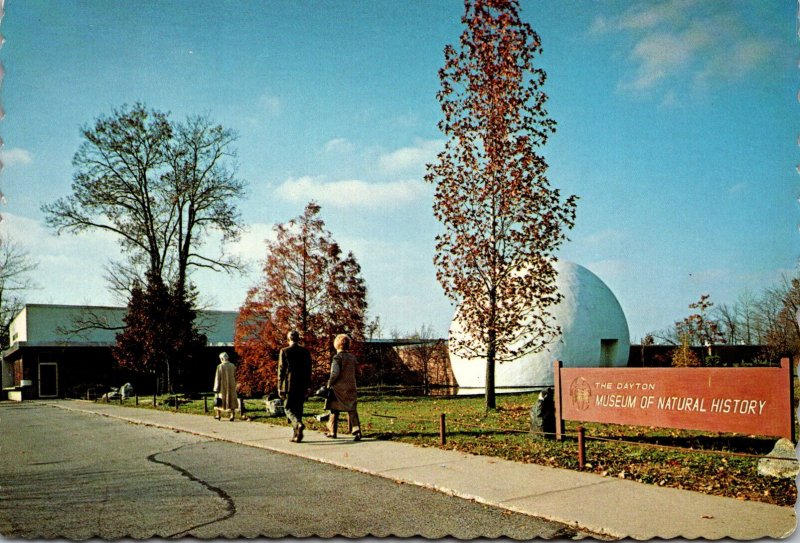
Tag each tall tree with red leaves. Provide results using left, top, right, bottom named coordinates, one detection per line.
left=426, top=0, right=577, bottom=410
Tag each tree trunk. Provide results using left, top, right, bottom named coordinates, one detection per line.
left=485, top=329, right=496, bottom=411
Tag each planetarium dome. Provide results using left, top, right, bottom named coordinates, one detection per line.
left=449, top=260, right=630, bottom=389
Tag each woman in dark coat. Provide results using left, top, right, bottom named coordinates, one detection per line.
left=324, top=334, right=361, bottom=441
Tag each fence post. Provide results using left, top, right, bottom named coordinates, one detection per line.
left=174, top=395, right=179, bottom=411
left=577, top=426, right=585, bottom=469
left=204, top=394, right=208, bottom=413
left=153, top=393, right=157, bottom=407
left=439, top=413, right=446, bottom=446
left=785, top=357, right=795, bottom=443
left=135, top=394, right=139, bottom=406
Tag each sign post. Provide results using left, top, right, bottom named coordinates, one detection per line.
left=554, top=360, right=564, bottom=441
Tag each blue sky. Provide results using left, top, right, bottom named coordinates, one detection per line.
left=1, top=0, right=796, bottom=341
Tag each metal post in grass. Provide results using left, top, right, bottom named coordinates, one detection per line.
left=174, top=395, right=179, bottom=411
left=153, top=393, right=157, bottom=407
left=439, top=413, right=446, bottom=446
left=135, top=394, right=139, bottom=406
left=204, top=394, right=208, bottom=413
left=577, top=426, right=585, bottom=469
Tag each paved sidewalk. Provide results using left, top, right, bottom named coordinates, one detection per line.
left=45, top=400, right=796, bottom=540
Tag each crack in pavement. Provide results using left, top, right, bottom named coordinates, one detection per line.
left=146, top=442, right=237, bottom=537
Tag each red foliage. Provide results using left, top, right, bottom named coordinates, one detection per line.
left=234, top=203, right=367, bottom=397
left=675, top=294, right=726, bottom=347
left=425, top=0, right=577, bottom=408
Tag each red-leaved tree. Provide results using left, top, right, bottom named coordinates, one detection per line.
left=675, top=294, right=725, bottom=349
left=425, top=0, right=577, bottom=410
left=234, top=202, right=367, bottom=396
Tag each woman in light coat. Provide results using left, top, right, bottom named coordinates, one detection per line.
left=324, top=334, right=361, bottom=441
left=213, top=352, right=238, bottom=421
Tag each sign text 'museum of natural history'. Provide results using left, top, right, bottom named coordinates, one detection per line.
left=554, top=358, right=794, bottom=440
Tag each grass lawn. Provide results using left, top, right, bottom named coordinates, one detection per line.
left=112, top=390, right=797, bottom=507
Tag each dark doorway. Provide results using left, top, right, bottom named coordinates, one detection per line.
left=38, top=362, right=58, bottom=398
left=600, top=339, right=618, bottom=367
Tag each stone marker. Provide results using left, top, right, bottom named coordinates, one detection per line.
left=530, top=387, right=555, bottom=439
left=757, top=438, right=799, bottom=479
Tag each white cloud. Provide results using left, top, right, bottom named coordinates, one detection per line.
left=227, top=222, right=276, bottom=261
left=697, top=38, right=774, bottom=85
left=1, top=148, right=33, bottom=167
left=591, top=1, right=694, bottom=36
left=2, top=213, right=124, bottom=306
left=3, top=213, right=117, bottom=257
left=323, top=138, right=355, bottom=154
left=597, top=3, right=775, bottom=98
left=619, top=0, right=693, bottom=31
left=378, top=139, right=442, bottom=174
left=621, top=27, right=710, bottom=91
left=276, top=176, right=428, bottom=209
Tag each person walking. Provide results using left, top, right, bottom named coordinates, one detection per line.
left=324, top=334, right=362, bottom=441
left=278, top=330, right=313, bottom=442
left=213, top=352, right=238, bottom=421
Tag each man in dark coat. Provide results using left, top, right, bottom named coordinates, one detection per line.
left=278, top=330, right=313, bottom=442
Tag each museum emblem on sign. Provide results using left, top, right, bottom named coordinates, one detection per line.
left=569, top=377, right=591, bottom=411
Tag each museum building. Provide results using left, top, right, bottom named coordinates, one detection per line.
left=1, top=304, right=238, bottom=401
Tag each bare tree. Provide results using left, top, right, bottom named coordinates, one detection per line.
left=647, top=326, right=679, bottom=346
left=759, top=274, right=800, bottom=360
left=713, top=303, right=738, bottom=345
left=425, top=0, right=577, bottom=410
left=0, top=235, right=38, bottom=346
left=401, top=325, right=447, bottom=393
left=735, top=289, right=761, bottom=345
left=164, top=115, right=246, bottom=295
left=42, top=104, right=173, bottom=282
left=713, top=289, right=762, bottom=346
left=41, top=103, right=246, bottom=297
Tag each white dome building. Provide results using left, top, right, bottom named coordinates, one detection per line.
left=449, top=261, right=630, bottom=389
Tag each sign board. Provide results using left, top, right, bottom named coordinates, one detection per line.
left=553, top=358, right=794, bottom=441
